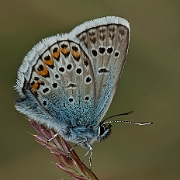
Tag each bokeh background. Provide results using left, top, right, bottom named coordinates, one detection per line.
left=1, top=0, right=179, bottom=179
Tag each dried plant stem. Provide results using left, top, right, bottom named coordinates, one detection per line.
left=29, top=119, right=99, bottom=180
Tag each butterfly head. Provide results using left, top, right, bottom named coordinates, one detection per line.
left=96, top=122, right=112, bottom=142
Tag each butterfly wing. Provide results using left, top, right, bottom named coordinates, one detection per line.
left=15, top=16, right=130, bottom=142
left=70, top=16, right=130, bottom=122
left=15, top=34, right=97, bottom=133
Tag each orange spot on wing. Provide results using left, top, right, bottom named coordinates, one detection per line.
left=31, top=82, right=39, bottom=90
left=36, top=65, right=49, bottom=77
left=72, top=50, right=81, bottom=58
left=53, top=49, right=60, bottom=59
left=44, top=56, right=54, bottom=66
left=61, top=48, right=70, bottom=55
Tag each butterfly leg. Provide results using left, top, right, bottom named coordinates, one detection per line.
left=67, top=142, right=82, bottom=157
left=82, top=143, right=93, bottom=169
left=84, top=149, right=93, bottom=169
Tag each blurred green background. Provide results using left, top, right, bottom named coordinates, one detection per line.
left=1, top=0, right=179, bottom=179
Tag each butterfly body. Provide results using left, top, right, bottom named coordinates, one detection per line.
left=15, top=16, right=130, bottom=150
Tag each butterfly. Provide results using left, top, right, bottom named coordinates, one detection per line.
left=15, top=16, right=131, bottom=166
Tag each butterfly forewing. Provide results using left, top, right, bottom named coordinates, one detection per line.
left=71, top=17, right=130, bottom=122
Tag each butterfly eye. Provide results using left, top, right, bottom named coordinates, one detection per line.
left=99, top=125, right=105, bottom=136
left=97, top=124, right=112, bottom=142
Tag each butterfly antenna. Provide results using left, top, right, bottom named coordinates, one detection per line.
left=103, top=120, right=153, bottom=126
left=103, top=111, right=153, bottom=126
left=103, top=110, right=134, bottom=121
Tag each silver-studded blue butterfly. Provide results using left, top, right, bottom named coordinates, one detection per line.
left=15, top=16, right=131, bottom=166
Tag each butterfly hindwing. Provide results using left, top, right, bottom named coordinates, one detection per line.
left=15, top=34, right=96, bottom=131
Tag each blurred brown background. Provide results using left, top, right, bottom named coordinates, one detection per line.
left=0, top=0, right=179, bottom=179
